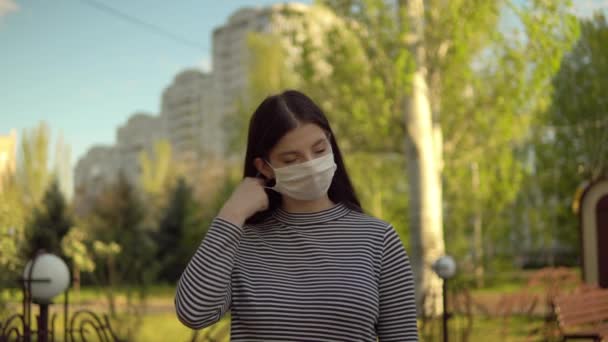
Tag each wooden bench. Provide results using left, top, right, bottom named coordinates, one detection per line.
left=554, top=288, right=608, bottom=341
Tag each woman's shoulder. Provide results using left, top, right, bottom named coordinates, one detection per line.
left=343, top=208, right=393, bottom=232
left=242, top=214, right=280, bottom=230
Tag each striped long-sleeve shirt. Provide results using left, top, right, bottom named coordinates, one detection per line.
left=175, top=203, right=419, bottom=341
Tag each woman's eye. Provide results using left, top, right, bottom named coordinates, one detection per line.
left=315, top=149, right=326, bottom=154
left=283, top=159, right=297, bottom=164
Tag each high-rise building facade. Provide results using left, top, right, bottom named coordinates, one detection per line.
left=73, top=112, right=163, bottom=214
left=161, top=69, right=219, bottom=168
left=116, top=112, right=164, bottom=185
left=73, top=145, right=121, bottom=214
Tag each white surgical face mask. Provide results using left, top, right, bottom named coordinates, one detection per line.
left=265, top=152, right=337, bottom=201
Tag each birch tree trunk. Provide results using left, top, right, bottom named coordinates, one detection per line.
left=404, top=0, right=446, bottom=316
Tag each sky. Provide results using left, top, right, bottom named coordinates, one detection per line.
left=0, top=0, right=311, bottom=166
left=0, top=0, right=606, bottom=168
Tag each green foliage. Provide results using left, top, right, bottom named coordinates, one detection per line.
left=77, top=173, right=154, bottom=336
left=0, top=176, right=26, bottom=311
left=314, top=0, right=579, bottom=271
left=155, top=177, right=206, bottom=283
left=439, top=0, right=578, bottom=269
left=61, top=224, right=96, bottom=273
left=224, top=32, right=299, bottom=154
left=0, top=122, right=73, bottom=305
left=246, top=32, right=300, bottom=102
left=139, top=140, right=180, bottom=230
left=139, top=140, right=177, bottom=199
left=1, top=122, right=74, bottom=278
left=85, top=173, right=157, bottom=294
left=541, top=13, right=608, bottom=181
left=23, top=178, right=73, bottom=258
left=17, top=122, right=52, bottom=207
left=0, top=174, right=26, bottom=276
left=1, top=123, right=53, bottom=271
left=527, top=13, right=608, bottom=254
left=345, top=153, right=410, bottom=246
left=296, top=2, right=412, bottom=152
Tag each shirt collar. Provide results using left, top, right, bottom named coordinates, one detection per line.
left=272, top=202, right=351, bottom=226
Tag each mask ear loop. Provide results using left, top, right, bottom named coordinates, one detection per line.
left=255, top=166, right=276, bottom=190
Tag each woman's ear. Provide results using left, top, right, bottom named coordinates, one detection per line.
left=254, top=157, right=274, bottom=179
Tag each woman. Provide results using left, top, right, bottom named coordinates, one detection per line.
left=175, top=90, right=419, bottom=341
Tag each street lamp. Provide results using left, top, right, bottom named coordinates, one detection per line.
left=22, top=252, right=70, bottom=342
left=0, top=251, right=124, bottom=342
left=432, top=255, right=457, bottom=342
left=23, top=253, right=71, bottom=303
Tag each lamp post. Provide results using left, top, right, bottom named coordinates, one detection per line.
left=22, top=252, right=70, bottom=342
left=0, top=251, right=124, bottom=342
left=432, top=255, right=457, bottom=342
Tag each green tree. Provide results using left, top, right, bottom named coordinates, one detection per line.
left=1, top=123, right=75, bottom=309
left=155, top=177, right=206, bottom=283
left=17, top=122, right=52, bottom=207
left=2, top=122, right=72, bottom=270
left=302, top=0, right=578, bottom=311
left=530, top=13, right=608, bottom=254
left=139, top=140, right=180, bottom=234
left=82, top=173, right=155, bottom=339
left=543, top=13, right=608, bottom=182
left=225, top=31, right=299, bottom=154
left=345, top=152, right=409, bottom=239
left=439, top=1, right=579, bottom=282
left=61, top=224, right=96, bottom=298
left=23, top=179, right=73, bottom=259
left=139, top=140, right=177, bottom=199
left=288, top=3, right=407, bottom=152
left=88, top=173, right=155, bottom=286
left=0, top=173, right=26, bottom=298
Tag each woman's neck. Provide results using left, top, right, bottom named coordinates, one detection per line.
left=281, top=195, right=335, bottom=213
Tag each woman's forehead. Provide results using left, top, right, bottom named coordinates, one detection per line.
left=271, top=123, right=328, bottom=153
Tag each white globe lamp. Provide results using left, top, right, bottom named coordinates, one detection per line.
left=432, top=255, right=457, bottom=280
left=23, top=253, right=71, bottom=304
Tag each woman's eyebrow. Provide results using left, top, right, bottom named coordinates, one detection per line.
left=278, top=151, right=298, bottom=157
left=277, top=138, right=328, bottom=157
left=312, top=138, right=327, bottom=147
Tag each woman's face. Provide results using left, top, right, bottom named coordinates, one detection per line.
left=255, top=123, right=331, bottom=178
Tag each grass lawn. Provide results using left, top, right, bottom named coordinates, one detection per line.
left=136, top=314, right=543, bottom=342
left=1, top=307, right=546, bottom=342
left=138, top=313, right=230, bottom=342
left=419, top=314, right=548, bottom=342
left=2, top=281, right=561, bottom=341
left=468, top=316, right=549, bottom=342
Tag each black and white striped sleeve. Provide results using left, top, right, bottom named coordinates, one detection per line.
left=174, top=217, right=242, bottom=329
left=376, top=225, right=419, bottom=341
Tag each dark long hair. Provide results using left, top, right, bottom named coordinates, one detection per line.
left=243, top=90, right=362, bottom=224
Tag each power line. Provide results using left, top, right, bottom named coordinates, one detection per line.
left=76, top=0, right=209, bottom=52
